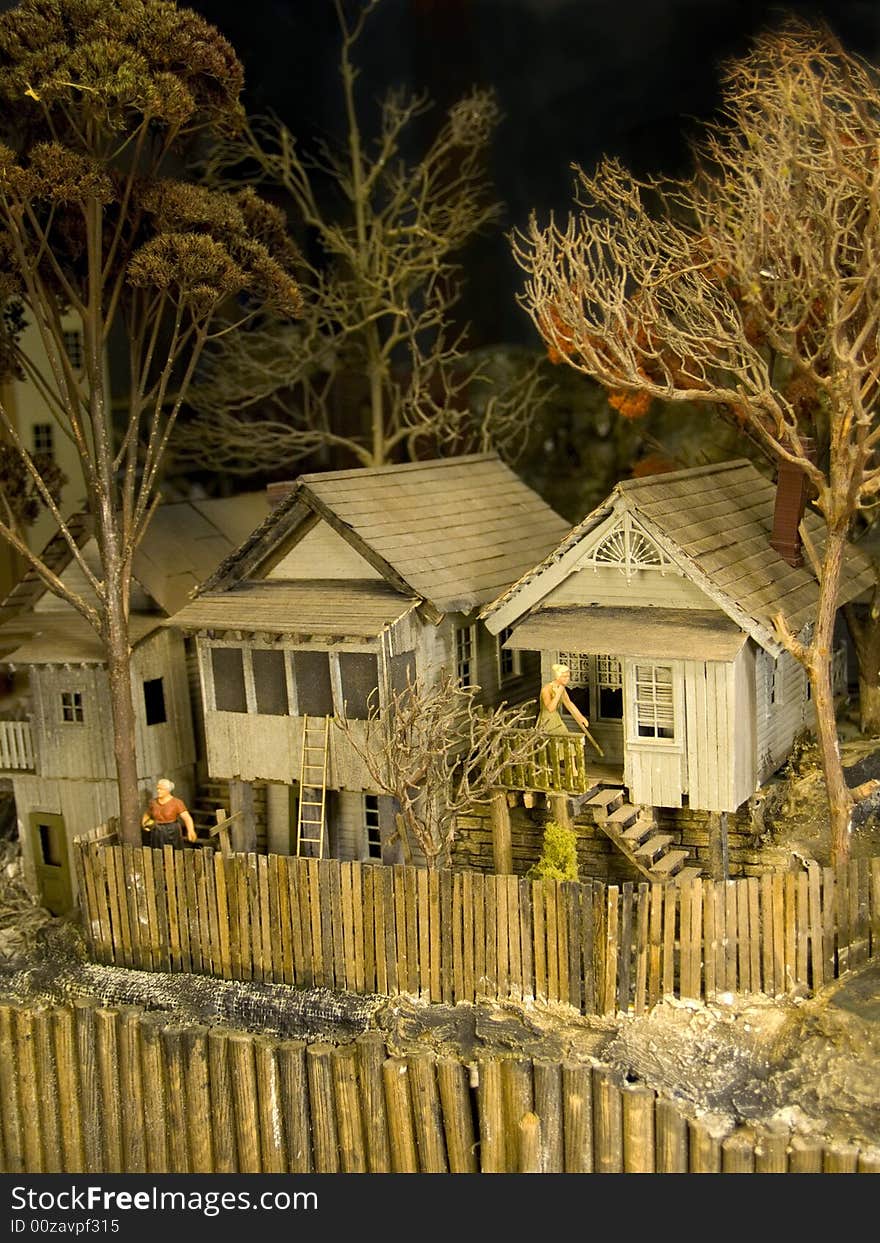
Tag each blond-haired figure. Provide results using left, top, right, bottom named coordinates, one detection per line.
left=537, top=663, right=590, bottom=736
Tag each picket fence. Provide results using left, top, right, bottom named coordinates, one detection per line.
left=73, top=835, right=880, bottom=1014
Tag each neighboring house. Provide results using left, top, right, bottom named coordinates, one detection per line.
left=0, top=491, right=270, bottom=913
left=480, top=459, right=874, bottom=830
left=167, top=454, right=571, bottom=865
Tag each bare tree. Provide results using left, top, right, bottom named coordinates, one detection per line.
left=0, top=0, right=301, bottom=843
left=513, top=20, right=880, bottom=866
left=334, top=672, right=546, bottom=868
left=175, top=0, right=549, bottom=474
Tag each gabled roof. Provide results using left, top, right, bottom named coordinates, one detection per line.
left=481, top=459, right=875, bottom=656
left=0, top=491, right=271, bottom=665
left=197, top=454, right=571, bottom=616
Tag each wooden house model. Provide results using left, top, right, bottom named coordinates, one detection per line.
left=480, top=459, right=874, bottom=845
left=0, top=491, right=270, bottom=913
left=167, top=454, right=570, bottom=865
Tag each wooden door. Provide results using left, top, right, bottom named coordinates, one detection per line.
left=28, top=811, right=73, bottom=915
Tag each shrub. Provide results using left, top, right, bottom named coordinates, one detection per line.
left=529, top=819, right=579, bottom=882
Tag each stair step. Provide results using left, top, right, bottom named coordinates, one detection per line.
left=620, top=815, right=656, bottom=844
left=649, top=849, right=690, bottom=878
left=605, top=803, right=639, bottom=829
left=586, top=787, right=624, bottom=814
left=633, top=833, right=674, bottom=861
left=675, top=866, right=704, bottom=885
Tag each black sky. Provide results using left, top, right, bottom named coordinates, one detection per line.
left=181, top=0, right=880, bottom=345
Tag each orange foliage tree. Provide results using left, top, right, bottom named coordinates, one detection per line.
left=514, top=21, right=880, bottom=865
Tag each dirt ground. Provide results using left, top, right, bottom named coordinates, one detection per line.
left=2, top=730, right=880, bottom=1160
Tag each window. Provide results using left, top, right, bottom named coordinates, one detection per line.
left=252, top=648, right=289, bottom=716
left=60, top=691, right=84, bottom=723
left=556, top=650, right=590, bottom=718
left=389, top=650, right=416, bottom=699
left=32, top=423, right=54, bottom=458
left=211, top=648, right=247, bottom=713
left=596, top=655, right=623, bottom=721
left=143, top=677, right=167, bottom=726
left=634, top=664, right=675, bottom=739
left=38, top=821, right=63, bottom=867
left=62, top=328, right=84, bottom=370
left=293, top=650, right=333, bottom=716
left=498, top=627, right=521, bottom=681
left=338, top=652, right=379, bottom=720
left=455, top=624, right=476, bottom=687
left=363, top=794, right=382, bottom=860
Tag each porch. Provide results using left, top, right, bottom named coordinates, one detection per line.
left=495, top=731, right=622, bottom=796
left=0, top=718, right=35, bottom=771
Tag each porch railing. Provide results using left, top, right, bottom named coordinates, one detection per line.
left=0, top=718, right=35, bottom=771
left=496, top=730, right=591, bottom=794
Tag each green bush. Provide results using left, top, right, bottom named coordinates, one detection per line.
left=528, top=819, right=579, bottom=882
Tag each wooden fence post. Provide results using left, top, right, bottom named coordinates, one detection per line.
left=490, top=788, right=513, bottom=876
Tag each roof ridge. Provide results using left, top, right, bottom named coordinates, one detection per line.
left=299, top=452, right=498, bottom=484
left=619, top=458, right=756, bottom=491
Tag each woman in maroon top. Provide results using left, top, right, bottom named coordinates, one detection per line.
left=141, top=778, right=197, bottom=848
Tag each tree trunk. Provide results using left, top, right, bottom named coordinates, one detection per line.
left=858, top=678, right=880, bottom=737
left=844, top=593, right=880, bottom=736
left=806, top=527, right=852, bottom=868
left=104, top=581, right=141, bottom=846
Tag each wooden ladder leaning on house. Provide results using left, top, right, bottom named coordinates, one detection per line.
left=296, top=714, right=330, bottom=858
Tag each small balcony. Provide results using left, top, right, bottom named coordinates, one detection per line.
left=496, top=732, right=612, bottom=796
left=0, top=718, right=35, bottom=771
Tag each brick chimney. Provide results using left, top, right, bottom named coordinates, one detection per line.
left=266, top=480, right=297, bottom=508
left=769, top=442, right=815, bottom=568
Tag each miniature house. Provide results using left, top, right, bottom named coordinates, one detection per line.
left=0, top=491, right=270, bottom=913
left=480, top=459, right=874, bottom=823
left=167, top=454, right=571, bottom=865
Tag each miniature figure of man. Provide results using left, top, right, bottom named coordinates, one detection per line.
left=141, top=777, right=197, bottom=848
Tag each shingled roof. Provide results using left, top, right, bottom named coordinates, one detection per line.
left=198, top=454, right=571, bottom=616
left=481, top=459, right=875, bottom=654
left=0, top=491, right=270, bottom=664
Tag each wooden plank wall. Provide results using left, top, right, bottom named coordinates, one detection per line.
left=1, top=997, right=876, bottom=1175
left=74, top=843, right=880, bottom=1017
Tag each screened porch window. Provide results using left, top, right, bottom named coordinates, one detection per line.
left=634, top=663, right=675, bottom=739
left=338, top=652, right=379, bottom=719
left=211, top=648, right=247, bottom=713
left=252, top=648, right=289, bottom=716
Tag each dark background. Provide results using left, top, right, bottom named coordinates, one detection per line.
left=178, top=0, right=880, bottom=347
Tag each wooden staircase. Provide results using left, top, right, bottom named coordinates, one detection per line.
left=583, top=785, right=701, bottom=884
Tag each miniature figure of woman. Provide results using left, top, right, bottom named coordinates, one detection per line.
left=537, top=663, right=590, bottom=735
left=141, top=777, right=197, bottom=849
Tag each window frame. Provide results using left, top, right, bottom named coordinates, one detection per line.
left=628, top=661, right=679, bottom=744
left=143, top=676, right=167, bottom=726
left=60, top=690, right=84, bottom=724
left=202, top=639, right=383, bottom=719
left=363, top=793, right=383, bottom=861
left=497, top=626, right=522, bottom=682
left=455, top=623, right=477, bottom=688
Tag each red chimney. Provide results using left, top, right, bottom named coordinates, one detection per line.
left=769, top=442, right=814, bottom=568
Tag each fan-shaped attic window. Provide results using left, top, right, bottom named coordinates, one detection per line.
left=585, top=512, right=670, bottom=578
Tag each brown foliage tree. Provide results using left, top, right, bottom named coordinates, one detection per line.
left=0, top=0, right=301, bottom=842
left=334, top=671, right=546, bottom=869
left=513, top=21, right=880, bottom=865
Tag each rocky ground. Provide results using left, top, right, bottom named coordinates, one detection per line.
left=2, top=729, right=880, bottom=1160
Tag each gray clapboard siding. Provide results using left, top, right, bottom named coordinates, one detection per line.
left=266, top=520, right=383, bottom=581
left=32, top=665, right=115, bottom=780
left=131, top=629, right=196, bottom=780
left=203, top=711, right=374, bottom=789
left=548, top=566, right=711, bottom=610
left=733, top=644, right=757, bottom=809
left=683, top=660, right=730, bottom=813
